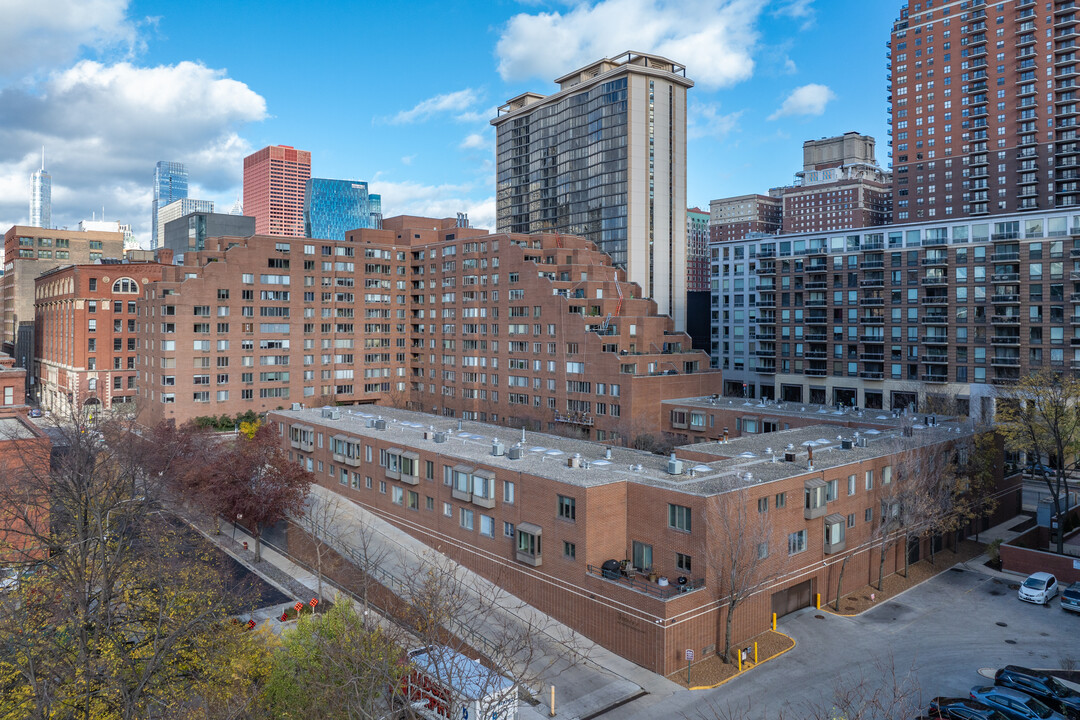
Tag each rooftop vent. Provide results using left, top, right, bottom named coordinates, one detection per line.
left=841, top=439, right=853, bottom=450
left=434, top=431, right=448, bottom=444
left=667, top=453, right=684, bottom=476
left=507, top=445, right=523, bottom=460
left=568, top=453, right=583, bottom=469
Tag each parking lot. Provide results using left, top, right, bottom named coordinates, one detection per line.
left=616, top=564, right=1079, bottom=720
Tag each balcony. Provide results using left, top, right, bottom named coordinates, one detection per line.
left=756, top=299, right=776, bottom=308
left=804, top=368, right=828, bottom=377
left=991, top=272, right=1020, bottom=283
left=991, top=356, right=1022, bottom=366
left=756, top=263, right=776, bottom=275
left=859, top=297, right=885, bottom=306
left=922, top=335, right=950, bottom=344
left=991, top=251, right=1021, bottom=262
left=991, top=314, right=1021, bottom=325
left=755, top=364, right=777, bottom=374
left=992, top=232, right=1022, bottom=241
left=859, top=315, right=885, bottom=324
left=991, top=335, right=1021, bottom=345
left=921, top=296, right=949, bottom=305
left=587, top=564, right=705, bottom=599
left=754, top=348, right=775, bottom=357
left=859, top=335, right=885, bottom=343
left=806, top=315, right=828, bottom=325
left=758, top=314, right=777, bottom=324
left=921, top=276, right=948, bottom=285
left=755, top=332, right=776, bottom=341
left=860, top=259, right=885, bottom=270
left=921, top=256, right=949, bottom=266
left=922, top=314, right=950, bottom=324
left=860, top=371, right=885, bottom=380
left=806, top=261, right=828, bottom=272
left=859, top=352, right=885, bottom=361
left=991, top=376, right=1020, bottom=386
left=805, top=281, right=828, bottom=290
left=805, top=333, right=828, bottom=341
left=804, top=350, right=828, bottom=359
left=860, top=278, right=885, bottom=288
left=991, top=294, right=1021, bottom=304
left=804, top=299, right=828, bottom=307
left=922, top=374, right=949, bottom=383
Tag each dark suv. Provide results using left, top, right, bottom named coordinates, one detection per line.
left=928, top=697, right=1009, bottom=719
left=995, top=666, right=1080, bottom=719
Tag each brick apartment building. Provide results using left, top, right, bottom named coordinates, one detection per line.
left=2, top=226, right=125, bottom=395
left=269, top=403, right=1014, bottom=676
left=136, top=217, right=721, bottom=440
left=708, top=194, right=783, bottom=243
left=34, top=257, right=169, bottom=415
left=710, top=209, right=1080, bottom=415
left=888, top=0, right=1080, bottom=222
left=0, top=351, right=51, bottom=565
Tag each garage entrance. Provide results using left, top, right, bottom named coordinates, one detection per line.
left=771, top=579, right=814, bottom=618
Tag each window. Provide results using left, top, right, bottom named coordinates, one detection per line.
left=882, top=465, right=893, bottom=484
left=676, top=552, right=692, bottom=572
left=516, top=525, right=541, bottom=565
left=865, top=469, right=874, bottom=490
left=459, top=508, right=474, bottom=530
left=443, top=502, right=452, bottom=517
left=757, top=497, right=768, bottom=513
left=632, top=540, right=653, bottom=571
left=479, top=514, right=494, bottom=537
left=669, top=503, right=692, bottom=531
left=825, top=479, right=838, bottom=502
left=503, top=480, right=515, bottom=504
left=563, top=541, right=576, bottom=560
left=775, top=492, right=787, bottom=508
left=391, top=486, right=404, bottom=505
left=848, top=474, right=856, bottom=496
left=503, top=521, right=515, bottom=538
left=557, top=495, right=576, bottom=521
left=757, top=542, right=769, bottom=559
left=865, top=507, right=873, bottom=523
left=788, top=530, right=807, bottom=555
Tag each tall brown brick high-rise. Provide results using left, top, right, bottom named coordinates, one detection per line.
left=889, top=0, right=1074, bottom=222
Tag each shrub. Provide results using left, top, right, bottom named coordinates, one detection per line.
left=986, top=538, right=1003, bottom=564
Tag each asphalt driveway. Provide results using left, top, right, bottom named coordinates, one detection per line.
left=616, top=566, right=1079, bottom=720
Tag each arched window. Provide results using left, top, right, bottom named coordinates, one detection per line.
left=113, top=277, right=138, bottom=293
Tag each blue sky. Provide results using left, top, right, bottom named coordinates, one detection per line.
left=0, top=0, right=901, bottom=246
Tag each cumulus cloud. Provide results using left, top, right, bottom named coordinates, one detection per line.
left=459, top=133, right=489, bottom=151
left=688, top=101, right=743, bottom=140
left=772, top=0, right=814, bottom=23
left=495, top=0, right=763, bottom=90
left=387, top=88, right=484, bottom=124
left=370, top=179, right=496, bottom=231
left=0, top=0, right=142, bottom=80
left=0, top=60, right=267, bottom=243
left=767, top=83, right=835, bottom=120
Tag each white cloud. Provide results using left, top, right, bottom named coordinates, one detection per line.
left=401, top=154, right=416, bottom=165
left=459, top=133, right=489, bottom=151
left=387, top=88, right=483, bottom=124
left=370, top=179, right=496, bottom=231
left=0, top=0, right=142, bottom=80
left=687, top=101, right=743, bottom=140
left=0, top=59, right=267, bottom=243
left=767, top=83, right=835, bottom=120
left=772, top=0, right=814, bottom=22
left=495, top=0, right=763, bottom=90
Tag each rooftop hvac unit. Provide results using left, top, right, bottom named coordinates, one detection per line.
left=433, top=431, right=448, bottom=444
left=568, top=454, right=582, bottom=469
left=491, top=441, right=505, bottom=457
left=783, top=451, right=796, bottom=462
left=507, top=446, right=523, bottom=460
left=841, top=439, right=853, bottom=450
left=374, top=419, right=387, bottom=430
left=667, top=453, right=683, bottom=475
left=322, top=407, right=341, bottom=420
left=290, top=403, right=302, bottom=411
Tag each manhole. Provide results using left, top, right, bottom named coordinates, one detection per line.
left=996, top=622, right=1008, bottom=627
left=815, top=614, right=825, bottom=619
left=1005, top=640, right=1017, bottom=645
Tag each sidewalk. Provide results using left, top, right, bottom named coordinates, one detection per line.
left=959, top=514, right=1032, bottom=581
left=224, top=486, right=680, bottom=719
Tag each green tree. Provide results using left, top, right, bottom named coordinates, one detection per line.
left=996, top=370, right=1080, bottom=554
left=259, top=596, right=409, bottom=720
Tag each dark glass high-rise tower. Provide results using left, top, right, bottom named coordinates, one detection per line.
left=152, top=161, right=188, bottom=250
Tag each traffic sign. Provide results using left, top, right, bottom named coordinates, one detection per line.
left=294, top=602, right=303, bottom=613
left=247, top=619, right=256, bottom=630
left=310, top=598, right=319, bottom=608
left=685, top=649, right=694, bottom=661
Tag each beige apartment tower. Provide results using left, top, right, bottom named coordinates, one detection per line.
left=492, top=52, right=692, bottom=329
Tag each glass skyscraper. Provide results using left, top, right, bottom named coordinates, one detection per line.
left=152, top=161, right=188, bottom=250
left=303, top=179, right=382, bottom=241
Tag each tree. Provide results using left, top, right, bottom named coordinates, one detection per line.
left=258, top=596, right=409, bottom=720
left=210, top=423, right=314, bottom=562
left=996, top=370, right=1080, bottom=554
left=295, top=492, right=352, bottom=604
left=955, top=432, right=1002, bottom=543
left=705, top=482, right=775, bottom=664
left=0, top=403, right=274, bottom=720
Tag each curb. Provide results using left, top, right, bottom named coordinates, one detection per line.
left=686, top=631, right=797, bottom=690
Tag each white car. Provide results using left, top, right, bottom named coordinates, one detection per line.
left=1018, top=572, right=1059, bottom=605
left=0, top=568, right=17, bottom=593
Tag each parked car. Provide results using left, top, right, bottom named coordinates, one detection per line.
left=995, top=667, right=1080, bottom=719
left=28, top=408, right=43, bottom=418
left=928, top=696, right=1010, bottom=719
left=970, top=686, right=1069, bottom=720
left=1062, top=582, right=1080, bottom=614
left=0, top=568, right=17, bottom=593
left=1024, top=462, right=1056, bottom=477
left=1018, top=572, right=1060, bottom=605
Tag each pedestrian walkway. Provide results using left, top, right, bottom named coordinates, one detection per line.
left=224, top=486, right=680, bottom=719
left=959, top=514, right=1032, bottom=580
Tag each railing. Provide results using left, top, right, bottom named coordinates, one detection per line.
left=586, top=565, right=705, bottom=600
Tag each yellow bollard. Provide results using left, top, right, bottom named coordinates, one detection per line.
left=816, top=593, right=821, bottom=610
left=772, top=612, right=777, bottom=631
left=754, top=642, right=758, bottom=664
left=737, top=652, right=742, bottom=672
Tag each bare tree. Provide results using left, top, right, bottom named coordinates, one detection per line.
left=705, top=482, right=775, bottom=664
left=996, top=370, right=1080, bottom=554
